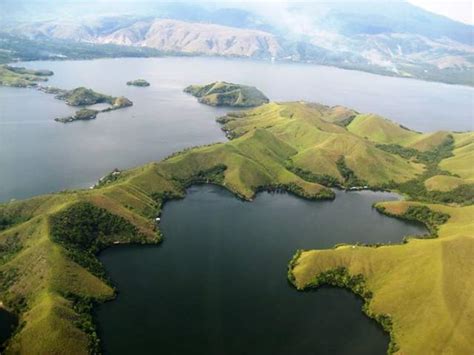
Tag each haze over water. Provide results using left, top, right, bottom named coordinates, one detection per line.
left=0, top=57, right=472, bottom=202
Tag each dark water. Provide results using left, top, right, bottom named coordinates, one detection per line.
left=97, top=186, right=427, bottom=355
left=0, top=309, right=17, bottom=348
left=1, top=57, right=473, bottom=202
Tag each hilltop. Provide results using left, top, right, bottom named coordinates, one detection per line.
left=184, top=82, right=269, bottom=107
left=0, top=102, right=472, bottom=354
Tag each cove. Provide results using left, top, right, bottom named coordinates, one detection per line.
left=0, top=309, right=17, bottom=349
left=96, top=186, right=427, bottom=354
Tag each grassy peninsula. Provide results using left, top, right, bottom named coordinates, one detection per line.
left=184, top=81, right=269, bottom=107
left=0, top=101, right=472, bottom=354
left=0, top=65, right=53, bottom=87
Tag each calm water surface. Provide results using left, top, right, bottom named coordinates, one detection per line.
left=97, top=186, right=427, bottom=355
left=0, top=309, right=17, bottom=349
left=1, top=57, right=473, bottom=201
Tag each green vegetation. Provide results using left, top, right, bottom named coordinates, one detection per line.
left=184, top=81, right=269, bottom=107
left=126, top=79, right=150, bottom=87
left=39, top=86, right=133, bottom=122
left=50, top=202, right=149, bottom=279
left=55, top=108, right=99, bottom=123
left=290, top=200, right=474, bottom=354
left=376, top=205, right=449, bottom=236
left=0, top=65, right=53, bottom=87
left=336, top=156, right=367, bottom=187
left=0, top=33, right=167, bottom=65
left=0, top=101, right=472, bottom=354
left=287, top=113, right=473, bottom=353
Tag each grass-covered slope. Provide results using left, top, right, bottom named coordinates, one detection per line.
left=347, top=113, right=452, bottom=152
left=219, top=102, right=424, bottom=186
left=184, top=81, right=269, bottom=107
left=289, top=201, right=474, bottom=354
left=439, top=132, right=474, bottom=182
left=0, top=65, right=53, bottom=87
left=0, top=101, right=472, bottom=354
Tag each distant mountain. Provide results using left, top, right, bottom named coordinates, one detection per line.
left=13, top=18, right=281, bottom=58
left=2, top=1, right=473, bottom=85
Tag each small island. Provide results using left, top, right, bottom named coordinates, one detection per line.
left=0, top=65, right=54, bottom=87
left=126, top=79, right=150, bottom=87
left=38, top=86, right=133, bottom=122
left=184, top=81, right=269, bottom=107
left=55, top=108, right=98, bottom=123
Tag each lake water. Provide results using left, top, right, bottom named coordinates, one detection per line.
left=1, top=57, right=473, bottom=202
left=0, top=308, right=17, bottom=349
left=97, top=186, right=427, bottom=355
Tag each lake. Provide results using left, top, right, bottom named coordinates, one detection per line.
left=97, top=186, right=427, bottom=355
left=1, top=57, right=473, bottom=202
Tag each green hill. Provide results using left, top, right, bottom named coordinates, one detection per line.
left=184, top=81, right=269, bottom=107
left=0, top=101, right=472, bottom=354
left=348, top=113, right=452, bottom=152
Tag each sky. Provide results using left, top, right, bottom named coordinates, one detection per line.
left=2, top=0, right=473, bottom=27
left=407, top=0, right=473, bottom=24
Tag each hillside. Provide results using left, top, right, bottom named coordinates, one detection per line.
left=0, top=102, right=472, bottom=354
left=290, top=201, right=474, bottom=354
left=184, top=82, right=269, bottom=107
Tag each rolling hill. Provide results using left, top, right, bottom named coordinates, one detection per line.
left=0, top=101, right=472, bottom=354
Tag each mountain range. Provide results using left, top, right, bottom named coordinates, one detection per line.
left=1, top=1, right=473, bottom=85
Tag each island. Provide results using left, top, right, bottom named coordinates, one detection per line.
left=126, top=79, right=150, bottom=87
left=0, top=101, right=472, bottom=354
left=184, top=81, right=269, bottom=107
left=54, top=108, right=98, bottom=123
left=38, top=86, right=133, bottom=122
left=43, top=86, right=133, bottom=109
left=0, top=65, right=53, bottom=87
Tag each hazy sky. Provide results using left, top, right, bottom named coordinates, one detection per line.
left=407, top=0, right=473, bottom=24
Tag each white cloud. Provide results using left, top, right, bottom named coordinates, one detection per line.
left=407, top=0, right=473, bottom=24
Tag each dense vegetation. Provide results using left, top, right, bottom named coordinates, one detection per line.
left=50, top=202, right=145, bottom=278
left=376, top=205, right=450, bottom=236
left=335, top=156, right=367, bottom=187
left=184, top=81, right=269, bottom=107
